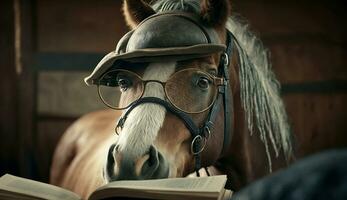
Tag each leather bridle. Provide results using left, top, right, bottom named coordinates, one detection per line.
left=115, top=31, right=235, bottom=176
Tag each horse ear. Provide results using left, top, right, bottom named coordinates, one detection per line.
left=123, top=0, right=156, bottom=29
left=200, top=0, right=231, bottom=28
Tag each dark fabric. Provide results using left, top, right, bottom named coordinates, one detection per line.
left=232, top=149, right=347, bottom=200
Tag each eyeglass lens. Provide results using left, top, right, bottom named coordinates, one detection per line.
left=98, top=69, right=217, bottom=113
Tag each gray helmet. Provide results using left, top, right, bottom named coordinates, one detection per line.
left=84, top=12, right=226, bottom=85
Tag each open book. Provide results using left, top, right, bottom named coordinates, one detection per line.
left=0, top=174, right=232, bottom=200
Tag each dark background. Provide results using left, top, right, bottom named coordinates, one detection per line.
left=1, top=0, right=346, bottom=183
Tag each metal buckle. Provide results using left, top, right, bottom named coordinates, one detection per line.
left=221, top=52, right=230, bottom=81
left=204, top=126, right=211, bottom=141
left=222, top=52, right=229, bottom=67
left=114, top=125, right=121, bottom=135
left=114, top=117, right=126, bottom=135
left=191, top=135, right=207, bottom=155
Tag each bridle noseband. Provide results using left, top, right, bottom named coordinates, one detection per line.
left=115, top=31, right=235, bottom=176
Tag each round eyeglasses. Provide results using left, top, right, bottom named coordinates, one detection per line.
left=97, top=68, right=224, bottom=114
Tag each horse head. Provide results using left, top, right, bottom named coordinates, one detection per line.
left=84, top=0, right=294, bottom=190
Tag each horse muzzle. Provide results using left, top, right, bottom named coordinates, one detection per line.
left=104, top=144, right=169, bottom=182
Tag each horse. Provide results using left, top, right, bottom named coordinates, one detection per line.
left=50, top=0, right=294, bottom=199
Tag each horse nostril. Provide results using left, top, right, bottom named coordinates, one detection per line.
left=147, top=145, right=158, bottom=166
left=139, top=145, right=169, bottom=179
left=108, top=144, right=117, bottom=161
left=106, top=144, right=169, bottom=180
left=105, top=144, right=118, bottom=181
left=114, top=144, right=120, bottom=153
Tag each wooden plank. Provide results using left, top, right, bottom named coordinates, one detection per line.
left=283, top=93, right=347, bottom=157
left=233, top=1, right=346, bottom=43
left=37, top=71, right=108, bottom=117
left=281, top=81, right=347, bottom=94
left=35, top=52, right=104, bottom=71
left=269, top=42, right=347, bottom=84
left=0, top=0, right=19, bottom=176
left=36, top=0, right=128, bottom=52
left=16, top=0, right=36, bottom=178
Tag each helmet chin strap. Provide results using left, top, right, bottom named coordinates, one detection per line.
left=115, top=30, right=235, bottom=177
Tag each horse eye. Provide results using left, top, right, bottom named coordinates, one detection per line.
left=197, top=77, right=210, bottom=90
left=117, top=78, right=132, bottom=92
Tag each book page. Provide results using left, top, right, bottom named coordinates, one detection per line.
left=0, top=174, right=81, bottom=200
left=100, top=175, right=226, bottom=192
left=90, top=176, right=227, bottom=200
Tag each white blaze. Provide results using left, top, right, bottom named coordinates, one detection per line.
left=117, top=62, right=176, bottom=157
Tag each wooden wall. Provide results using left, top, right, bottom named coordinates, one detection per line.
left=0, top=0, right=18, bottom=177
left=0, top=0, right=35, bottom=179
left=233, top=1, right=347, bottom=157
left=1, top=0, right=346, bottom=182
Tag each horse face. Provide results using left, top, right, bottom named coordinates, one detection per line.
left=102, top=0, right=231, bottom=182
left=104, top=56, right=225, bottom=181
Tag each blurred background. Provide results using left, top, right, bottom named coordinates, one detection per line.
left=0, top=0, right=346, bottom=183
